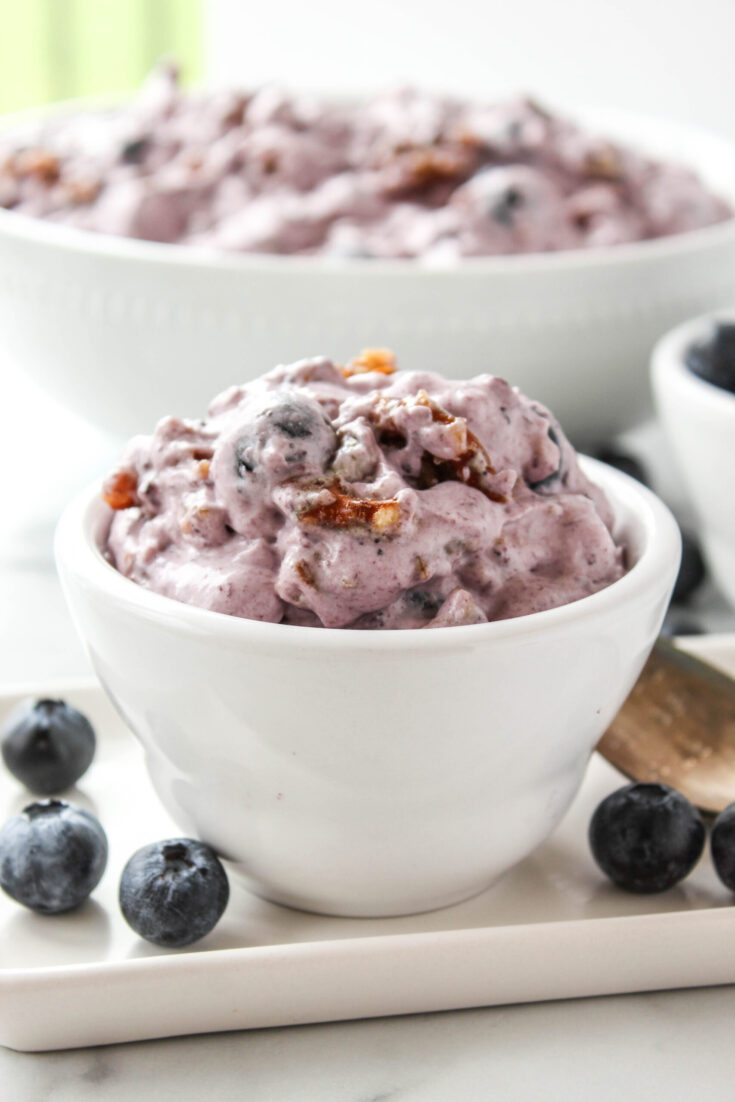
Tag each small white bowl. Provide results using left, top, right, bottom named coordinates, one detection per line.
left=3, top=104, right=735, bottom=447
left=55, top=459, right=679, bottom=917
left=652, top=312, right=735, bottom=609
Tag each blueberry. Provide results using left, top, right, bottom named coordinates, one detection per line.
left=119, top=839, right=229, bottom=948
left=589, top=783, right=705, bottom=893
left=120, top=136, right=150, bottom=165
left=1, top=699, right=96, bottom=794
left=594, top=446, right=649, bottom=486
left=527, top=426, right=563, bottom=491
left=659, top=612, right=703, bottom=638
left=685, top=323, right=735, bottom=394
left=711, top=802, right=735, bottom=891
left=268, top=402, right=318, bottom=439
left=0, top=800, right=108, bottom=914
left=672, top=530, right=706, bottom=604
left=405, top=588, right=443, bottom=616
left=491, top=185, right=524, bottom=226
left=234, top=435, right=257, bottom=475
left=233, top=393, right=336, bottom=481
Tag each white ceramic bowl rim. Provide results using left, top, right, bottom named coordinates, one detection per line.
left=3, top=97, right=735, bottom=276
left=55, top=457, right=680, bottom=652
left=652, top=309, right=735, bottom=415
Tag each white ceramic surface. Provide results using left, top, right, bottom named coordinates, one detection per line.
left=53, top=460, right=679, bottom=917
left=2, top=631, right=735, bottom=1051
left=2, top=104, right=735, bottom=445
left=652, top=312, right=735, bottom=609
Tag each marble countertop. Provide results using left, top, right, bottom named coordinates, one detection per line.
left=1, top=367, right=735, bottom=1100
left=3, top=984, right=735, bottom=1101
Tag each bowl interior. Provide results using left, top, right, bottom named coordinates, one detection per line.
left=1, top=99, right=735, bottom=272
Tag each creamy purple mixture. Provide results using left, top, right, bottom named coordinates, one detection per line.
left=0, top=65, right=729, bottom=258
left=102, top=351, right=625, bottom=628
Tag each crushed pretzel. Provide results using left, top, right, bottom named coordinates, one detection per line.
left=413, top=391, right=510, bottom=503
left=384, top=146, right=471, bottom=194
left=14, top=148, right=60, bottom=185
left=64, top=178, right=101, bottom=205
left=583, top=146, right=622, bottom=182
left=102, top=469, right=139, bottom=510
left=415, top=390, right=467, bottom=451
left=342, top=348, right=397, bottom=378
left=180, top=506, right=211, bottom=535
left=414, top=555, right=430, bottom=581
left=300, top=486, right=402, bottom=533
left=295, top=559, right=317, bottom=588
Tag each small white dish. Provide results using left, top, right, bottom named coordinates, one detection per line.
left=2, top=103, right=735, bottom=445
left=2, top=630, right=734, bottom=1051
left=651, top=312, right=735, bottom=609
left=54, top=459, right=680, bottom=917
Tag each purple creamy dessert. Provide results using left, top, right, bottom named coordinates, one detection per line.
left=102, top=350, right=625, bottom=629
left=0, top=66, right=729, bottom=258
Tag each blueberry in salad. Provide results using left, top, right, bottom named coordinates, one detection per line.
left=685, top=323, right=735, bottom=394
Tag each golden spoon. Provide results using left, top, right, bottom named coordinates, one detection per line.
left=597, top=638, right=735, bottom=816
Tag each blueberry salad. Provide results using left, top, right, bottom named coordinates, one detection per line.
left=101, top=350, right=626, bottom=628
left=0, top=64, right=729, bottom=258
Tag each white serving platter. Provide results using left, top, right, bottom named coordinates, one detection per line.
left=1, top=634, right=734, bottom=1052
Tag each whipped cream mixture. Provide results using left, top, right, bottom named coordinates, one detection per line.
left=0, top=66, right=729, bottom=258
left=102, top=351, right=625, bottom=628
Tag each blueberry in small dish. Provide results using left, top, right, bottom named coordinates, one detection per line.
left=671, top=530, right=706, bottom=605
left=119, top=839, right=230, bottom=948
left=659, top=611, right=703, bottom=638
left=685, top=322, right=735, bottom=394
left=593, top=446, right=649, bottom=486
left=1, top=698, right=96, bottom=794
left=589, top=783, right=705, bottom=892
left=0, top=799, right=108, bottom=914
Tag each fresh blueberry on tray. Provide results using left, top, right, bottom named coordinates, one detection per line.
left=593, top=446, right=649, bottom=486
left=672, top=530, right=706, bottom=605
left=0, top=799, right=108, bottom=914
left=685, top=323, right=735, bottom=394
left=1, top=698, right=96, bottom=794
left=589, top=783, right=705, bottom=893
left=710, top=802, right=735, bottom=891
left=119, top=838, right=230, bottom=948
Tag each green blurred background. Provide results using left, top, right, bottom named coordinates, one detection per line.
left=0, top=0, right=202, bottom=113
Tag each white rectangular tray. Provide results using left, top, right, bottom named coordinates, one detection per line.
left=2, top=635, right=735, bottom=1052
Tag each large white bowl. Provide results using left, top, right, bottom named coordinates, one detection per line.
left=2, top=105, right=735, bottom=446
left=652, top=311, right=735, bottom=609
left=55, top=459, right=680, bottom=917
